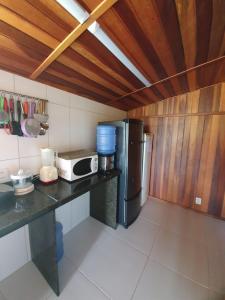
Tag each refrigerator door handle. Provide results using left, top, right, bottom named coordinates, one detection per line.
left=129, top=141, right=143, bottom=145
left=125, top=188, right=142, bottom=202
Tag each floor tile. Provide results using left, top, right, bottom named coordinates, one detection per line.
left=0, top=291, right=7, bottom=300
left=64, top=217, right=107, bottom=270
left=106, top=218, right=159, bottom=255
left=1, top=199, right=225, bottom=300
left=0, top=262, right=52, bottom=300
left=208, top=251, right=225, bottom=295
left=78, top=231, right=147, bottom=300
left=47, top=270, right=109, bottom=300
left=151, top=229, right=208, bottom=287
left=165, top=206, right=208, bottom=243
left=205, top=217, right=225, bottom=256
left=57, top=256, right=78, bottom=292
left=208, top=290, right=225, bottom=300
left=140, top=198, right=169, bottom=226
left=132, top=259, right=209, bottom=300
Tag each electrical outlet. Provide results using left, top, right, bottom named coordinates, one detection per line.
left=195, top=197, right=202, bottom=205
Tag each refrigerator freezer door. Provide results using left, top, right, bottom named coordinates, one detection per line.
left=124, top=190, right=142, bottom=227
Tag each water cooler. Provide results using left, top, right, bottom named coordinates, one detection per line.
left=96, top=125, right=116, bottom=173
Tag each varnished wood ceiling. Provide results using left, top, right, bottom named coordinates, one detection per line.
left=0, top=0, right=224, bottom=111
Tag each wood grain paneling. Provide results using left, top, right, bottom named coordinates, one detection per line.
left=30, top=0, right=118, bottom=79
left=80, top=0, right=225, bottom=107
left=113, top=56, right=225, bottom=108
left=0, top=0, right=224, bottom=110
left=0, top=0, right=142, bottom=106
left=128, top=82, right=225, bottom=219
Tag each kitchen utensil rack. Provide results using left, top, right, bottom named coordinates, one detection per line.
left=0, top=89, right=48, bottom=102
left=0, top=89, right=49, bottom=137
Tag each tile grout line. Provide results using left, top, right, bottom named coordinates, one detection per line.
left=14, top=74, right=21, bottom=170
left=48, top=254, right=112, bottom=300
left=63, top=231, right=112, bottom=299
left=130, top=223, right=162, bottom=300
left=103, top=228, right=150, bottom=257
left=151, top=257, right=210, bottom=290
left=79, top=269, right=112, bottom=300
left=46, top=86, right=50, bottom=149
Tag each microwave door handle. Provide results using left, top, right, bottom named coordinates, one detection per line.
left=91, top=157, right=94, bottom=172
left=91, top=157, right=98, bottom=173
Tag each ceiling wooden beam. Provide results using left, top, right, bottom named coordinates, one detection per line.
left=30, top=0, right=118, bottom=80
left=108, top=56, right=225, bottom=105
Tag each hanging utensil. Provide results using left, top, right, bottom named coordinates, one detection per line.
left=34, top=99, right=48, bottom=124
left=39, top=127, right=46, bottom=136
left=22, top=100, right=28, bottom=120
left=3, top=97, right=10, bottom=124
left=21, top=102, right=40, bottom=137
left=40, top=100, right=49, bottom=130
left=0, top=95, right=8, bottom=127
left=9, top=97, right=19, bottom=135
left=38, top=100, right=47, bottom=135
left=16, top=99, right=23, bottom=136
left=3, top=97, right=10, bottom=134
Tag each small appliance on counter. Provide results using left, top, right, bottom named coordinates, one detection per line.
left=40, top=148, right=58, bottom=184
left=57, top=149, right=98, bottom=182
left=10, top=169, right=34, bottom=195
left=96, top=125, right=116, bottom=173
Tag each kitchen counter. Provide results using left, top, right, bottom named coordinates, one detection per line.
left=35, top=169, right=120, bottom=205
left=0, top=189, right=55, bottom=238
left=0, top=170, right=119, bottom=239
left=0, top=170, right=119, bottom=296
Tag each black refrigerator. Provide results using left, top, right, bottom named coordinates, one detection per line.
left=100, top=119, right=144, bottom=228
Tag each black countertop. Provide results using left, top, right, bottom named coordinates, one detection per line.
left=0, top=170, right=120, bottom=238
left=35, top=169, right=120, bottom=205
left=0, top=190, right=55, bottom=238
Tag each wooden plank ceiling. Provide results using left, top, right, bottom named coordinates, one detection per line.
left=0, top=0, right=224, bottom=111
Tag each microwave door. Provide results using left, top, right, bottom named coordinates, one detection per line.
left=73, top=158, right=92, bottom=176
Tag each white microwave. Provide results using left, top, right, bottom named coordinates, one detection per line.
left=57, top=150, right=98, bottom=181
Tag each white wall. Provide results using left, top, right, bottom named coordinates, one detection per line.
left=0, top=69, right=126, bottom=281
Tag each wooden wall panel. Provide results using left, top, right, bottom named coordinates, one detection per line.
left=128, top=82, right=225, bottom=219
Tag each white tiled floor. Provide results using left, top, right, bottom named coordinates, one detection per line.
left=0, top=198, right=225, bottom=300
